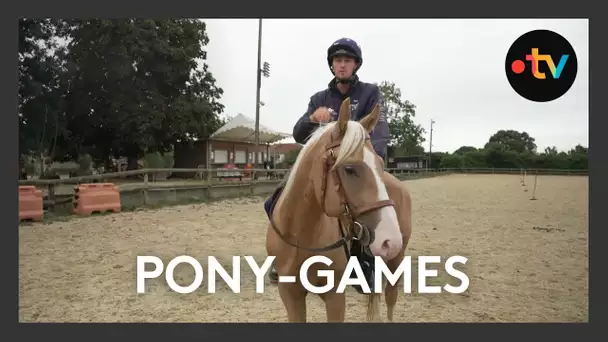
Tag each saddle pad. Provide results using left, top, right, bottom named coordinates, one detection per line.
left=263, top=185, right=285, bottom=220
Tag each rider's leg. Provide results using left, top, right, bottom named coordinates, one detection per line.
left=265, top=169, right=291, bottom=284
left=266, top=186, right=280, bottom=284
left=350, top=239, right=376, bottom=294
left=269, top=260, right=279, bottom=283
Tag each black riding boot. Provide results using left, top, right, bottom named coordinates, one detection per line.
left=349, top=240, right=376, bottom=294
left=269, top=266, right=279, bottom=284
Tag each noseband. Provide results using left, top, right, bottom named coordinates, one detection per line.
left=268, top=135, right=395, bottom=255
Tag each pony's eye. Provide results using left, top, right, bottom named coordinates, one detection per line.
left=344, top=166, right=357, bottom=176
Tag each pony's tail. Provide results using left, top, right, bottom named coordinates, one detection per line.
left=366, top=293, right=381, bottom=322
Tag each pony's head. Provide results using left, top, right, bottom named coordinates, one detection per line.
left=285, top=98, right=403, bottom=260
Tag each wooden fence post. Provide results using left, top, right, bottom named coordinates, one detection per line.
left=47, top=183, right=56, bottom=212
left=143, top=172, right=149, bottom=205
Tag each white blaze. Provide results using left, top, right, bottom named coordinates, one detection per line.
left=363, top=148, right=402, bottom=259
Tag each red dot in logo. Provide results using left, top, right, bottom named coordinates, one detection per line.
left=511, top=60, right=525, bottom=74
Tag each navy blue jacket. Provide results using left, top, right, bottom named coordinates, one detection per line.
left=292, top=76, right=390, bottom=159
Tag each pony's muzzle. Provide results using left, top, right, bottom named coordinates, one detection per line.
left=371, top=235, right=402, bottom=261
left=367, top=207, right=403, bottom=261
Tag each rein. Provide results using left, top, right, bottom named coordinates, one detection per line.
left=268, top=134, right=395, bottom=256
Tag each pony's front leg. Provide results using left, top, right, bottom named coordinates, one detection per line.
left=319, top=291, right=346, bottom=322
left=278, top=282, right=308, bottom=322
left=381, top=171, right=413, bottom=322
left=384, top=251, right=406, bottom=321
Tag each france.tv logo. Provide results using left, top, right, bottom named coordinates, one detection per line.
left=505, top=29, right=578, bottom=102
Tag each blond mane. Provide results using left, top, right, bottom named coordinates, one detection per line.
left=280, top=121, right=370, bottom=200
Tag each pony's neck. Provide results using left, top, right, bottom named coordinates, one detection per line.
left=274, top=146, right=323, bottom=238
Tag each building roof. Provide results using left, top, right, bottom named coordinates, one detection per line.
left=210, top=113, right=292, bottom=144
left=270, top=143, right=302, bottom=153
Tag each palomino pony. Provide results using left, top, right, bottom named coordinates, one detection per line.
left=265, top=97, right=412, bottom=322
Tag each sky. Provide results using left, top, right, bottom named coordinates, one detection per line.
left=201, top=19, right=589, bottom=154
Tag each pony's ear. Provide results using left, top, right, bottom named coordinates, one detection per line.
left=335, top=97, right=351, bottom=136
left=359, top=104, right=381, bottom=133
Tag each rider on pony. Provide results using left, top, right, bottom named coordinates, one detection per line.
left=263, top=37, right=390, bottom=294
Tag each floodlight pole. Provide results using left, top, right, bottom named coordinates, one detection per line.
left=254, top=18, right=262, bottom=168
left=428, top=119, right=435, bottom=170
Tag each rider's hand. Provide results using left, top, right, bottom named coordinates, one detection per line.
left=309, top=107, right=331, bottom=123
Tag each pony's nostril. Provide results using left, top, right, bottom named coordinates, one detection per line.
left=380, top=239, right=402, bottom=260
left=382, top=239, right=391, bottom=252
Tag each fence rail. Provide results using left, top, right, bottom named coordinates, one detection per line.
left=17, top=167, right=588, bottom=214
left=18, top=166, right=588, bottom=186
left=435, top=167, right=588, bottom=176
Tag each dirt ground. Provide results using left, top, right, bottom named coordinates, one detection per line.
left=19, top=174, right=588, bottom=323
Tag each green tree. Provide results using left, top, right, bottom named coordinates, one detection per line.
left=566, top=144, right=588, bottom=170
left=64, top=19, right=225, bottom=168
left=18, top=19, right=71, bottom=165
left=462, top=150, right=488, bottom=168
left=544, top=146, right=558, bottom=155
left=485, top=129, right=537, bottom=154
left=453, top=146, right=478, bottom=155
left=440, top=154, right=464, bottom=168
left=401, top=125, right=587, bottom=171
left=377, top=81, right=426, bottom=156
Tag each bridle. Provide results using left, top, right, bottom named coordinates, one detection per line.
left=268, top=132, right=395, bottom=257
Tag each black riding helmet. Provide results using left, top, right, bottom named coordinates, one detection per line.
left=327, top=38, right=363, bottom=83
